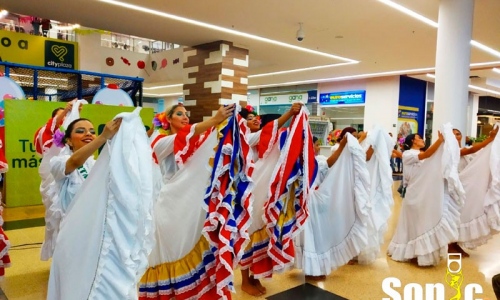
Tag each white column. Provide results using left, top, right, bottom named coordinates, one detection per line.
left=468, top=94, right=479, bottom=137
left=364, top=76, right=400, bottom=136
left=76, top=31, right=102, bottom=72
left=432, top=0, right=474, bottom=140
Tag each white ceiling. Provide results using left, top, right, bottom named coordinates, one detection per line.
left=2, top=0, right=500, bottom=97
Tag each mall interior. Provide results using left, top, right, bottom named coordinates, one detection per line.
left=0, top=0, right=499, bottom=299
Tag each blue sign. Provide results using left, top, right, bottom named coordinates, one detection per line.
left=319, top=90, right=366, bottom=105
left=307, top=90, right=317, bottom=103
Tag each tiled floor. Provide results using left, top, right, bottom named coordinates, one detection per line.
left=2, top=182, right=499, bottom=299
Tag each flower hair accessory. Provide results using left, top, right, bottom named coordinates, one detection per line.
left=153, top=112, right=170, bottom=130
left=53, top=126, right=66, bottom=148
left=245, top=104, right=257, bottom=116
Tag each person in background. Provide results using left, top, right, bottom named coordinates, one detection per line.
left=465, top=136, right=473, bottom=147
left=394, top=133, right=404, bottom=173
left=41, top=18, right=51, bottom=37
left=389, top=133, right=395, bottom=172
left=31, top=17, right=41, bottom=35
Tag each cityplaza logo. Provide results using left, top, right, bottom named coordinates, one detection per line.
left=45, top=40, right=75, bottom=69
left=51, top=45, right=68, bottom=62
left=382, top=254, right=485, bottom=300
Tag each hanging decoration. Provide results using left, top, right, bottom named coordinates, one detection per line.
left=173, top=58, right=180, bottom=64
left=137, top=60, right=150, bottom=76
left=105, top=57, right=114, bottom=67
left=160, top=58, right=168, bottom=69
left=120, top=57, right=131, bottom=66
left=151, top=61, right=158, bottom=71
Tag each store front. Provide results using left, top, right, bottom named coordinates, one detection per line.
left=318, top=90, right=366, bottom=134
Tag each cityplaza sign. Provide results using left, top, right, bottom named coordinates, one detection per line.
left=0, top=30, right=78, bottom=69
left=382, top=254, right=484, bottom=300
left=259, top=93, right=308, bottom=105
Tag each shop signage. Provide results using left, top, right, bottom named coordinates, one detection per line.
left=4, top=100, right=153, bottom=207
left=307, top=90, right=317, bottom=103
left=319, top=90, right=366, bottom=105
left=0, top=30, right=78, bottom=69
left=259, top=93, right=308, bottom=105
left=397, top=105, right=419, bottom=138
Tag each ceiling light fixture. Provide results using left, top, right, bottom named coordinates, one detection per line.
left=143, top=84, right=183, bottom=90
left=249, top=62, right=357, bottom=78
left=377, top=0, right=438, bottom=27
left=249, top=61, right=500, bottom=89
left=378, top=0, right=500, bottom=59
left=426, top=73, right=500, bottom=96
left=143, top=92, right=184, bottom=97
left=493, top=68, right=500, bottom=74
left=99, top=0, right=358, bottom=63
left=10, top=73, right=68, bottom=82
left=468, top=84, right=500, bottom=96
left=249, top=66, right=436, bottom=89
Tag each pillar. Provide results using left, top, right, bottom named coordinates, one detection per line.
left=467, top=93, right=479, bottom=137
left=432, top=0, right=474, bottom=140
left=183, top=41, right=249, bottom=122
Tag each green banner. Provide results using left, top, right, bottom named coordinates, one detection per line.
left=4, top=100, right=154, bottom=207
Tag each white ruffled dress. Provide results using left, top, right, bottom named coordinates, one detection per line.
left=388, top=124, right=464, bottom=266
left=47, top=108, right=154, bottom=300
left=295, top=133, right=371, bottom=276
left=458, top=128, right=500, bottom=249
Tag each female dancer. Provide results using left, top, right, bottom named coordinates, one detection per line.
left=238, top=103, right=302, bottom=296
left=139, top=104, right=238, bottom=300
left=48, top=109, right=155, bottom=299
left=295, top=131, right=371, bottom=277
left=388, top=125, right=463, bottom=266
left=37, top=100, right=85, bottom=260
left=50, top=117, right=121, bottom=212
left=332, top=127, right=374, bottom=161
left=357, top=126, right=395, bottom=264
left=451, top=126, right=499, bottom=255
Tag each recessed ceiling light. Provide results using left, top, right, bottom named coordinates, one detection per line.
left=143, top=84, right=183, bottom=90
left=143, top=92, right=183, bottom=97
left=377, top=0, right=438, bottom=27
left=378, top=0, right=500, bottom=59
left=249, top=61, right=500, bottom=89
left=249, top=61, right=357, bottom=78
left=468, top=85, right=500, bottom=96
left=99, top=0, right=357, bottom=63
left=426, top=73, right=500, bottom=95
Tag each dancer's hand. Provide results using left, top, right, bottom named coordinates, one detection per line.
left=289, top=102, right=302, bottom=115
left=339, top=136, right=347, bottom=147
left=102, top=118, right=122, bottom=139
left=437, top=131, right=444, bottom=142
left=214, top=104, right=235, bottom=123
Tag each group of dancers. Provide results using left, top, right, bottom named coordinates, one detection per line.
left=32, top=99, right=499, bottom=299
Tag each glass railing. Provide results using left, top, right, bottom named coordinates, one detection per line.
left=100, top=32, right=180, bottom=54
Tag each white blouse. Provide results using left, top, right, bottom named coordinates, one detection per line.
left=402, top=149, right=422, bottom=187
left=152, top=134, right=178, bottom=181
left=50, top=149, right=95, bottom=213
